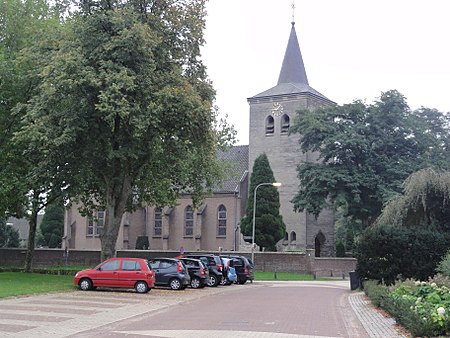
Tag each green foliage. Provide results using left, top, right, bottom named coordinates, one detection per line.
left=135, top=236, right=149, bottom=250
left=0, top=219, right=20, bottom=247
left=355, top=223, right=450, bottom=285
left=240, top=154, right=285, bottom=251
left=39, top=201, right=64, bottom=248
left=388, top=281, right=450, bottom=336
left=335, top=241, right=345, bottom=257
left=12, top=0, right=234, bottom=260
left=377, top=168, right=450, bottom=231
left=363, top=280, right=390, bottom=307
left=291, top=90, right=450, bottom=228
left=437, top=251, right=450, bottom=277
left=0, top=0, right=65, bottom=271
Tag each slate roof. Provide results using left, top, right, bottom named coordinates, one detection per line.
left=214, top=145, right=248, bottom=193
left=250, top=22, right=331, bottom=102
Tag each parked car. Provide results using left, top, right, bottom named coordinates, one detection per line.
left=220, top=256, right=237, bottom=285
left=220, top=255, right=254, bottom=284
left=148, top=258, right=190, bottom=290
left=74, top=257, right=154, bottom=293
left=184, top=253, right=223, bottom=287
left=179, top=258, right=209, bottom=289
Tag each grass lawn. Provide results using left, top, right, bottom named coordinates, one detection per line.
left=0, top=272, right=75, bottom=298
left=254, top=271, right=330, bottom=281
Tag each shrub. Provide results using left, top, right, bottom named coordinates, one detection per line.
left=355, top=224, right=450, bottom=285
left=388, top=281, right=450, bottom=336
left=135, top=236, right=149, bottom=250
left=436, top=250, right=450, bottom=277
left=362, top=280, right=390, bottom=307
left=336, top=241, right=345, bottom=257
left=429, top=273, right=450, bottom=288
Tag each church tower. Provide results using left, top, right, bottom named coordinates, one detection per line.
left=247, top=19, right=335, bottom=256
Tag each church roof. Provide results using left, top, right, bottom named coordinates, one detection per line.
left=250, top=22, right=331, bottom=102
left=214, top=145, right=248, bottom=193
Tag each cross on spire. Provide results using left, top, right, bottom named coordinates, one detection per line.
left=291, top=0, right=295, bottom=24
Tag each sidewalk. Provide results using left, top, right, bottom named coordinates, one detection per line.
left=349, top=291, right=408, bottom=338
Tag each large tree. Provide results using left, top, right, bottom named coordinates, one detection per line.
left=241, top=153, right=285, bottom=251
left=0, top=0, right=65, bottom=271
left=291, top=90, right=450, bottom=228
left=16, top=0, right=233, bottom=260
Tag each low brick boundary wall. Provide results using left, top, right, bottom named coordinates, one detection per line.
left=0, top=248, right=356, bottom=276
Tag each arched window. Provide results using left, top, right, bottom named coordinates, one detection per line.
left=217, top=204, right=227, bottom=237
left=154, top=208, right=162, bottom=236
left=290, top=231, right=297, bottom=243
left=281, top=114, right=290, bottom=134
left=284, top=232, right=289, bottom=241
left=184, top=206, right=193, bottom=236
left=265, top=116, right=274, bottom=135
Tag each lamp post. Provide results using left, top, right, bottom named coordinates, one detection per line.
left=251, top=182, right=282, bottom=263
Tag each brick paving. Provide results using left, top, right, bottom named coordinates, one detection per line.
left=0, top=281, right=408, bottom=338
left=348, top=292, right=408, bottom=338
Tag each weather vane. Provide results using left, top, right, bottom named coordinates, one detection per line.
left=291, top=0, right=296, bottom=23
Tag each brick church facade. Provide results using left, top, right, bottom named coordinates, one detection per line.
left=63, top=19, right=336, bottom=256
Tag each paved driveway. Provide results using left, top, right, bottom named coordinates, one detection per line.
left=0, top=281, right=403, bottom=338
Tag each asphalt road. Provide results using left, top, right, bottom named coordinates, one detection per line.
left=0, top=281, right=371, bottom=338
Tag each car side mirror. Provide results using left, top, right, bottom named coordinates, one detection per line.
left=97, top=267, right=102, bottom=271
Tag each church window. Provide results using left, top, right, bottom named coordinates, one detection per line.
left=154, top=208, right=162, bottom=236
left=87, top=210, right=105, bottom=237
left=284, top=232, right=288, bottom=241
left=290, top=231, right=297, bottom=243
left=281, top=114, right=290, bottom=134
left=265, top=116, right=274, bottom=135
left=184, top=206, right=193, bottom=236
left=217, top=204, right=227, bottom=237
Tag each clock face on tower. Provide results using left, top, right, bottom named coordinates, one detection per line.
left=271, top=102, right=284, bottom=116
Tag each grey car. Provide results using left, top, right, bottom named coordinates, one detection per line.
left=148, top=258, right=190, bottom=290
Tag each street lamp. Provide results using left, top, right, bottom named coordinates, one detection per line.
left=251, top=182, right=282, bottom=263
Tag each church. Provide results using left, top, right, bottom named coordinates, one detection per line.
left=63, top=17, right=336, bottom=256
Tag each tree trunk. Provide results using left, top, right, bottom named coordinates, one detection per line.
left=100, top=176, right=132, bottom=261
left=24, top=209, right=39, bottom=272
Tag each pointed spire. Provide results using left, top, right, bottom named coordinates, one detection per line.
left=277, top=21, right=309, bottom=85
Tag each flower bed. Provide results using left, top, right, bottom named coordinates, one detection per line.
left=364, top=276, right=450, bottom=336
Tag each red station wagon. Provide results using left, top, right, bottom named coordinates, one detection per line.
left=74, top=257, right=155, bottom=293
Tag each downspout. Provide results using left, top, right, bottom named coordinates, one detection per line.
left=144, top=207, right=148, bottom=238
left=233, top=188, right=238, bottom=251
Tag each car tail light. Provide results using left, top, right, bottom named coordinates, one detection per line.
left=199, top=267, right=205, bottom=276
left=177, top=262, right=183, bottom=272
left=244, top=267, right=248, bottom=274
left=217, top=264, right=223, bottom=271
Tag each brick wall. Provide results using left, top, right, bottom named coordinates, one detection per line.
left=0, top=249, right=356, bottom=276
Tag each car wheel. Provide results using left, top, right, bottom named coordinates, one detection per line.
left=191, top=277, right=201, bottom=289
left=79, top=278, right=93, bottom=291
left=135, top=281, right=149, bottom=293
left=238, top=278, right=247, bottom=285
left=207, top=274, right=218, bottom=287
left=169, top=278, right=182, bottom=290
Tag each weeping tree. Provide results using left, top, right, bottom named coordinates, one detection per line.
left=16, top=0, right=234, bottom=261
left=356, top=168, right=450, bottom=283
left=376, top=168, right=450, bottom=230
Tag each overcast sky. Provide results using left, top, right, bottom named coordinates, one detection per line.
left=201, top=0, right=450, bottom=145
